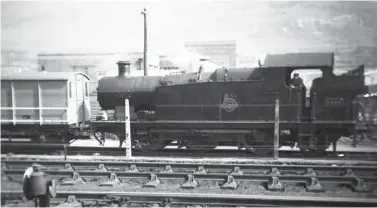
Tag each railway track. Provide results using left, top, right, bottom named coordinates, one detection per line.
left=2, top=157, right=377, bottom=207
left=2, top=158, right=377, bottom=191
left=2, top=190, right=377, bottom=207
left=2, top=142, right=377, bottom=160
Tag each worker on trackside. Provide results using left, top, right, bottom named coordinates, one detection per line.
left=22, top=163, right=56, bottom=207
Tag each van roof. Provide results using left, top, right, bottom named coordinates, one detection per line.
left=1, top=71, right=90, bottom=81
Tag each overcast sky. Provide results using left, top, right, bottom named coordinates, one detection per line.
left=1, top=1, right=377, bottom=58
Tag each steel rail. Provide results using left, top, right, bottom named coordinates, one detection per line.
left=2, top=190, right=377, bottom=207
left=2, top=142, right=377, bottom=160
left=2, top=158, right=377, bottom=173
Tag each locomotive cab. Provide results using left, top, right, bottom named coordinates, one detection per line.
left=264, top=52, right=366, bottom=151
left=310, top=65, right=365, bottom=123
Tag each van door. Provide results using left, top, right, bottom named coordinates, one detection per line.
left=83, top=80, right=91, bottom=121
left=76, top=74, right=85, bottom=123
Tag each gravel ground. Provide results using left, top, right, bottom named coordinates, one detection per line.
left=55, top=179, right=377, bottom=198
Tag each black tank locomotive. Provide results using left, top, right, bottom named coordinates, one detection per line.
left=92, top=53, right=367, bottom=155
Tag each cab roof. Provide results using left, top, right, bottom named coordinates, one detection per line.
left=1, top=71, right=90, bottom=81
left=264, top=52, right=334, bottom=69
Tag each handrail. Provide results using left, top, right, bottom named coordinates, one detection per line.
left=155, top=104, right=300, bottom=107
left=1, top=107, right=67, bottom=110
left=1, top=120, right=68, bottom=123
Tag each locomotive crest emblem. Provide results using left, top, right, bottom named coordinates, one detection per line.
left=220, top=93, right=239, bottom=112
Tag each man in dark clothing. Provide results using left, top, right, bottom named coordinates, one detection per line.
left=23, top=164, right=56, bottom=207
left=291, top=73, right=303, bottom=88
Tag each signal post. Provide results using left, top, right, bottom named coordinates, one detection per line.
left=274, top=99, right=280, bottom=159
left=125, top=99, right=132, bottom=158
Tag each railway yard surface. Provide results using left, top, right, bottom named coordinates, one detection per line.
left=2, top=138, right=377, bottom=207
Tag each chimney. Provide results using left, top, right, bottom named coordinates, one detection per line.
left=117, top=61, right=131, bottom=77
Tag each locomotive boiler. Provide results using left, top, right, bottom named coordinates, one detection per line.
left=93, top=52, right=367, bottom=155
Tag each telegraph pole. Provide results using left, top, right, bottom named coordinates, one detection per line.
left=141, top=8, right=148, bottom=76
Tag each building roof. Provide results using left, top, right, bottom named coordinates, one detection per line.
left=1, top=71, right=90, bottom=81
left=264, top=52, right=334, bottom=69
left=184, top=40, right=236, bottom=46
left=38, top=52, right=119, bottom=57
left=160, top=59, right=179, bottom=69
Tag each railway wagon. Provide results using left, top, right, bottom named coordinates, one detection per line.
left=1, top=71, right=91, bottom=143
left=92, top=52, right=367, bottom=155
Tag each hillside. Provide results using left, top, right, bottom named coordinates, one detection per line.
left=1, top=2, right=376, bottom=71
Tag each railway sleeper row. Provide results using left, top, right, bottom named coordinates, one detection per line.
left=3, top=162, right=377, bottom=179
left=3, top=168, right=374, bottom=193
left=64, top=172, right=374, bottom=193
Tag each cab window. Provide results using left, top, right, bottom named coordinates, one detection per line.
left=286, top=69, right=322, bottom=97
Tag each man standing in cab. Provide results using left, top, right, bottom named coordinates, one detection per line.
left=291, top=73, right=304, bottom=88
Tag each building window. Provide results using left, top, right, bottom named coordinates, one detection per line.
left=137, top=58, right=143, bottom=70
left=69, top=82, right=72, bottom=98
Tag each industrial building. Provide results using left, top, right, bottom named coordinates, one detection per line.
left=37, top=52, right=163, bottom=94
left=184, top=41, right=238, bottom=68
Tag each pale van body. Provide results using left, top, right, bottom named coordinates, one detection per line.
left=1, top=71, right=91, bottom=142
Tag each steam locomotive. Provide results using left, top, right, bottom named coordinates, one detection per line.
left=91, top=52, right=373, bottom=155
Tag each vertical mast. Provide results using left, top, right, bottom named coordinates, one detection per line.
left=141, top=8, right=148, bottom=76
